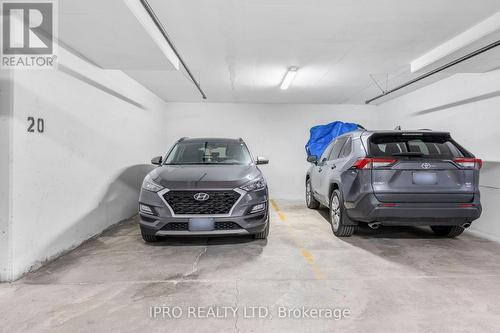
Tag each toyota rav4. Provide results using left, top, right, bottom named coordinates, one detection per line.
left=306, top=130, right=482, bottom=238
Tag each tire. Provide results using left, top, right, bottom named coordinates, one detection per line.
left=141, top=231, right=158, bottom=243
left=430, top=225, right=465, bottom=238
left=329, top=189, right=355, bottom=237
left=306, top=179, right=320, bottom=209
left=254, top=221, right=270, bottom=239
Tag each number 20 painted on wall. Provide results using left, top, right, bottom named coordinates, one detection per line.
left=27, top=117, right=44, bottom=133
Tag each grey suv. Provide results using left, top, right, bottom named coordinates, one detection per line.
left=139, top=138, right=269, bottom=242
left=306, top=130, right=482, bottom=238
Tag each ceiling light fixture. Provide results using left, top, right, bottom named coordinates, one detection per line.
left=280, top=67, right=299, bottom=90
left=125, top=0, right=180, bottom=70
left=125, top=0, right=207, bottom=99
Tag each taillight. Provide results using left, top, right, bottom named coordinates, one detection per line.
left=352, top=158, right=396, bottom=169
left=352, top=158, right=371, bottom=169
left=453, top=158, right=482, bottom=170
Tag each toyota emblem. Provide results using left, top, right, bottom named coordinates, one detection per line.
left=421, top=163, right=432, bottom=169
left=193, top=192, right=210, bottom=201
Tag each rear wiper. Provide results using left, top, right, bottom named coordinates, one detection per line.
left=391, top=152, right=425, bottom=157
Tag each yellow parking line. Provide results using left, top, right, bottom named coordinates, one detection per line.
left=300, top=248, right=325, bottom=280
left=277, top=211, right=285, bottom=221
left=270, top=199, right=286, bottom=221
left=270, top=199, right=325, bottom=280
left=270, top=199, right=280, bottom=212
left=300, top=248, right=314, bottom=263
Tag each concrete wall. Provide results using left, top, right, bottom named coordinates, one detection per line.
left=377, top=69, right=500, bottom=241
left=3, top=49, right=169, bottom=281
left=162, top=103, right=377, bottom=200
left=0, top=70, right=14, bottom=281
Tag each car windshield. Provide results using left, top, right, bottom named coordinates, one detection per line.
left=164, top=141, right=252, bottom=165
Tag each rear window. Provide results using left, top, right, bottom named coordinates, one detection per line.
left=369, top=134, right=464, bottom=159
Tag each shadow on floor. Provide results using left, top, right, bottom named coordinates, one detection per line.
left=316, top=207, right=455, bottom=239
left=314, top=205, right=500, bottom=276
left=145, top=234, right=266, bottom=247
left=22, top=216, right=267, bottom=284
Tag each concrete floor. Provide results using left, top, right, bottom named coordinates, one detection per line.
left=2, top=200, right=500, bottom=332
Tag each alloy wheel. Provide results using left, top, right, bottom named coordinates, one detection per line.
left=306, top=181, right=312, bottom=206
left=330, top=195, right=341, bottom=231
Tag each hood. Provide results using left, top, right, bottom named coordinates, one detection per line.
left=149, top=164, right=261, bottom=190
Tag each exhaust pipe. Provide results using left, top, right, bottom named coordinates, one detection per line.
left=462, top=222, right=471, bottom=229
left=368, top=222, right=381, bottom=230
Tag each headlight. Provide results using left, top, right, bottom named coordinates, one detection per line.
left=142, top=175, right=164, bottom=192
left=240, top=177, right=267, bottom=192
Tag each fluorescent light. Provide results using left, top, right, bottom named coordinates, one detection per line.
left=280, top=67, right=299, bottom=90
left=411, top=12, right=500, bottom=73
left=125, top=0, right=180, bottom=70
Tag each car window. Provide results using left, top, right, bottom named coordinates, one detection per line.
left=329, top=137, right=348, bottom=160
left=369, top=135, right=464, bottom=159
left=339, top=137, right=352, bottom=158
left=320, top=141, right=335, bottom=162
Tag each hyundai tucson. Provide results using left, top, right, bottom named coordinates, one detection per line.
left=139, top=138, right=270, bottom=242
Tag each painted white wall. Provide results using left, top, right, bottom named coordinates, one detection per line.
left=0, top=70, right=14, bottom=281
left=4, top=48, right=169, bottom=281
left=377, top=69, right=500, bottom=240
left=162, top=103, right=377, bottom=200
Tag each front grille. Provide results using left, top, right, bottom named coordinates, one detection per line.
left=162, top=222, right=188, bottom=231
left=161, top=221, right=241, bottom=231
left=164, top=190, right=241, bottom=215
left=215, top=222, right=242, bottom=230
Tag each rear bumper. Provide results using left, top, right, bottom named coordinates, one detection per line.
left=345, top=193, right=482, bottom=226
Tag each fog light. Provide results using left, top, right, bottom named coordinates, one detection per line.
left=250, top=203, right=266, bottom=213
left=139, top=204, right=155, bottom=215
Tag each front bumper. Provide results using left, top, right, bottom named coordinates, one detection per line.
left=345, top=192, right=482, bottom=226
left=138, top=187, right=269, bottom=236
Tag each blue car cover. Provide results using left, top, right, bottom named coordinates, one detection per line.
left=305, top=121, right=360, bottom=157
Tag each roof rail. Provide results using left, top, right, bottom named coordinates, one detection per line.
left=237, top=137, right=244, bottom=142
left=417, top=128, right=433, bottom=131
left=394, top=125, right=401, bottom=130
left=178, top=137, right=189, bottom=142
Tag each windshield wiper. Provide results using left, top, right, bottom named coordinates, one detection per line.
left=391, top=152, right=425, bottom=157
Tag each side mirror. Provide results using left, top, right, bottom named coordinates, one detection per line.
left=307, top=155, right=318, bottom=164
left=151, top=156, right=163, bottom=165
left=256, top=156, right=269, bottom=165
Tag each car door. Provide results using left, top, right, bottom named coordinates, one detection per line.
left=320, top=137, right=349, bottom=202
left=310, top=142, right=335, bottom=202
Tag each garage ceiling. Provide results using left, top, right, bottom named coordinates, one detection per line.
left=60, top=0, right=500, bottom=104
